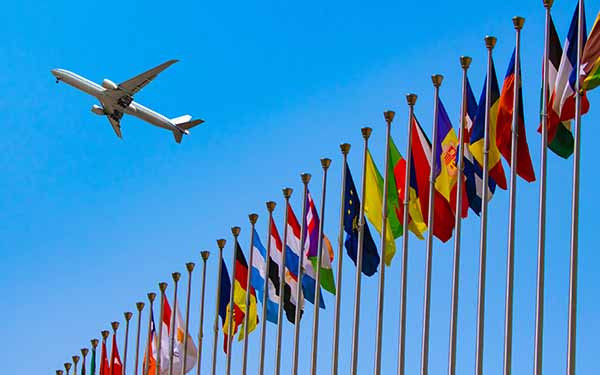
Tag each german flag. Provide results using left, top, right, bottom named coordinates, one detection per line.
left=223, top=242, right=258, bottom=352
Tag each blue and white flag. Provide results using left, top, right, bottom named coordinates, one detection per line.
left=250, top=228, right=280, bottom=324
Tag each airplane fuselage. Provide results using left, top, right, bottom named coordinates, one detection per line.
left=51, top=69, right=181, bottom=132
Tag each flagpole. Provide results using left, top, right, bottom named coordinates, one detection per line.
left=102, top=330, right=110, bottom=375
left=292, top=173, right=311, bottom=375
left=73, top=355, right=80, bottom=375
left=65, top=362, right=72, bottom=375
left=475, top=35, right=497, bottom=375
left=310, top=158, right=332, bottom=375
left=91, top=339, right=99, bottom=375
left=195, top=252, right=210, bottom=375
left=242, top=214, right=259, bottom=374
left=374, top=110, right=395, bottom=375
left=123, top=312, right=133, bottom=375
left=534, top=2, right=553, bottom=374
left=111, top=321, right=120, bottom=374
left=351, top=127, right=373, bottom=375
left=210, top=239, right=226, bottom=375
left=448, top=57, right=471, bottom=375
left=397, top=94, right=417, bottom=375
left=567, top=0, right=584, bottom=373
left=134, top=302, right=145, bottom=375
left=145, top=293, right=157, bottom=375
left=259, top=201, right=276, bottom=375
left=81, top=348, right=89, bottom=375
left=156, top=282, right=168, bottom=375
left=275, top=188, right=293, bottom=375
left=332, top=143, right=350, bottom=375
left=168, top=272, right=182, bottom=375
left=502, top=17, right=524, bottom=375
left=226, top=227, right=241, bottom=375
left=181, top=261, right=196, bottom=375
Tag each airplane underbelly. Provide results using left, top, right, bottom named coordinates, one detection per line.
left=127, top=106, right=173, bottom=131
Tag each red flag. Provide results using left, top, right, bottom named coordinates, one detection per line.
left=110, top=332, right=123, bottom=375
left=99, top=338, right=110, bottom=375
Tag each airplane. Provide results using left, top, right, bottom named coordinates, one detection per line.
left=51, top=60, right=203, bottom=143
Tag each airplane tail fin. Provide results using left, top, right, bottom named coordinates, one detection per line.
left=171, top=115, right=205, bottom=143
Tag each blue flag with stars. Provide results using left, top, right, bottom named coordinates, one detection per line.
left=344, top=161, right=380, bottom=276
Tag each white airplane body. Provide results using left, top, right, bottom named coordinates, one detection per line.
left=51, top=60, right=203, bottom=143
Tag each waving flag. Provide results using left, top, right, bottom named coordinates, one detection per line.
left=497, top=49, right=536, bottom=182
left=218, top=259, right=232, bottom=352
left=142, top=306, right=157, bottom=375
left=99, top=337, right=110, bottom=375
left=269, top=217, right=297, bottom=323
left=305, top=191, right=336, bottom=294
left=463, top=77, right=496, bottom=215
left=582, top=11, right=600, bottom=90
left=250, top=228, right=280, bottom=323
left=284, top=203, right=307, bottom=316
left=109, top=332, right=122, bottom=375
left=343, top=161, right=380, bottom=276
left=469, top=58, right=507, bottom=190
left=90, top=345, right=97, bottom=375
left=164, top=298, right=197, bottom=374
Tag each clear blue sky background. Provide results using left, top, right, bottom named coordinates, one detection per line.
left=1, top=0, right=598, bottom=374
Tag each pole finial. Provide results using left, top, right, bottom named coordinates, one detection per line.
left=72, top=355, right=80, bottom=364
left=124, top=312, right=133, bottom=321
left=147, top=292, right=157, bottom=302
left=513, top=16, right=525, bottom=30
left=159, top=282, right=168, bottom=292
left=460, top=56, right=473, bottom=69
left=301, top=173, right=312, bottom=184
left=484, top=35, right=497, bottom=49
left=321, top=158, right=332, bottom=170
left=101, top=330, right=110, bottom=340
left=231, top=226, right=241, bottom=237
left=201, top=251, right=210, bottom=261
left=91, top=339, right=99, bottom=348
left=406, top=94, right=418, bottom=105
left=136, top=301, right=145, bottom=311
left=543, top=0, right=554, bottom=8
left=217, top=238, right=227, bottom=249
left=384, top=110, right=395, bottom=124
left=56, top=371, right=64, bottom=375
left=340, top=143, right=351, bottom=154
left=172, top=272, right=181, bottom=282
left=266, top=201, right=277, bottom=212
left=283, top=187, right=293, bottom=198
left=186, top=262, right=196, bottom=272
left=80, top=348, right=89, bottom=357
left=431, top=74, right=444, bottom=87
left=361, top=127, right=373, bottom=139
left=64, top=363, right=72, bottom=373
left=111, top=321, right=120, bottom=332
left=249, top=213, right=259, bottom=224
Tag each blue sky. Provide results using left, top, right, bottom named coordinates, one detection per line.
left=1, top=0, right=598, bottom=374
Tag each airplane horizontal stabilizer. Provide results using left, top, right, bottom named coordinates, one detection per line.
left=172, top=119, right=204, bottom=143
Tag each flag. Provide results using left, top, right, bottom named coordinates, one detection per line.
left=410, top=115, right=455, bottom=243
left=142, top=306, right=158, bottom=375
left=496, top=49, right=536, bottom=182
left=218, top=259, right=232, bottom=352
left=164, top=297, right=197, bottom=373
left=434, top=98, right=470, bottom=217
left=305, top=191, right=336, bottom=294
left=109, top=332, right=122, bottom=375
left=547, top=2, right=590, bottom=154
left=582, top=11, right=600, bottom=90
left=250, top=228, right=280, bottom=324
left=463, top=77, right=496, bottom=215
left=285, top=202, right=325, bottom=308
left=268, top=217, right=297, bottom=323
left=99, top=338, right=110, bottom=375
left=284, top=202, right=307, bottom=317
left=343, top=161, right=380, bottom=276
left=223, top=243, right=259, bottom=347
left=469, top=58, right=508, bottom=190
left=364, top=149, right=397, bottom=265
left=90, top=346, right=96, bottom=375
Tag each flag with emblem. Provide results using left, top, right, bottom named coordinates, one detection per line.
left=582, top=11, right=600, bottom=90
left=165, top=297, right=197, bottom=373
left=99, top=337, right=110, bottom=375
left=142, top=306, right=158, bottom=375
left=109, top=331, right=122, bottom=375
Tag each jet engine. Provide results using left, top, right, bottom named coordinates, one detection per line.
left=91, top=105, right=105, bottom=115
left=102, top=79, right=118, bottom=90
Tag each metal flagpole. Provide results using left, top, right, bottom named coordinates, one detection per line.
left=145, top=293, right=157, bottom=375
left=534, top=2, right=553, bottom=374
left=134, top=302, right=145, bottom=375
left=242, top=214, right=259, bottom=374
left=567, top=0, right=584, bottom=373
left=374, top=111, right=395, bottom=375
left=292, top=173, right=311, bottom=375
left=123, top=312, right=133, bottom=375
left=91, top=339, right=99, bottom=375
left=421, top=75, right=443, bottom=375
left=332, top=143, right=350, bottom=375
left=475, top=35, right=497, bottom=375
left=351, top=127, right=373, bottom=375
left=72, top=355, right=80, bottom=375
left=81, top=348, right=89, bottom=375
left=397, top=94, right=417, bottom=375
left=65, top=362, right=72, bottom=375
left=112, top=322, right=120, bottom=366
left=210, top=239, right=226, bottom=375
left=503, top=17, right=524, bottom=375
left=156, top=282, right=168, bottom=375
left=275, top=188, right=293, bottom=375
left=181, top=262, right=196, bottom=375
left=195, top=252, right=210, bottom=375
left=259, top=202, right=277, bottom=375
left=168, top=272, right=181, bottom=375
left=310, top=158, right=332, bottom=375
left=448, top=57, right=471, bottom=375
left=226, top=227, right=241, bottom=375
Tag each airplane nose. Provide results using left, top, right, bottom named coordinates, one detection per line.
left=51, top=69, right=61, bottom=77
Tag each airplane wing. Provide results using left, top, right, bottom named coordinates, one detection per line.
left=117, top=59, right=178, bottom=96
left=99, top=98, right=123, bottom=139
left=107, top=115, right=122, bottom=139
